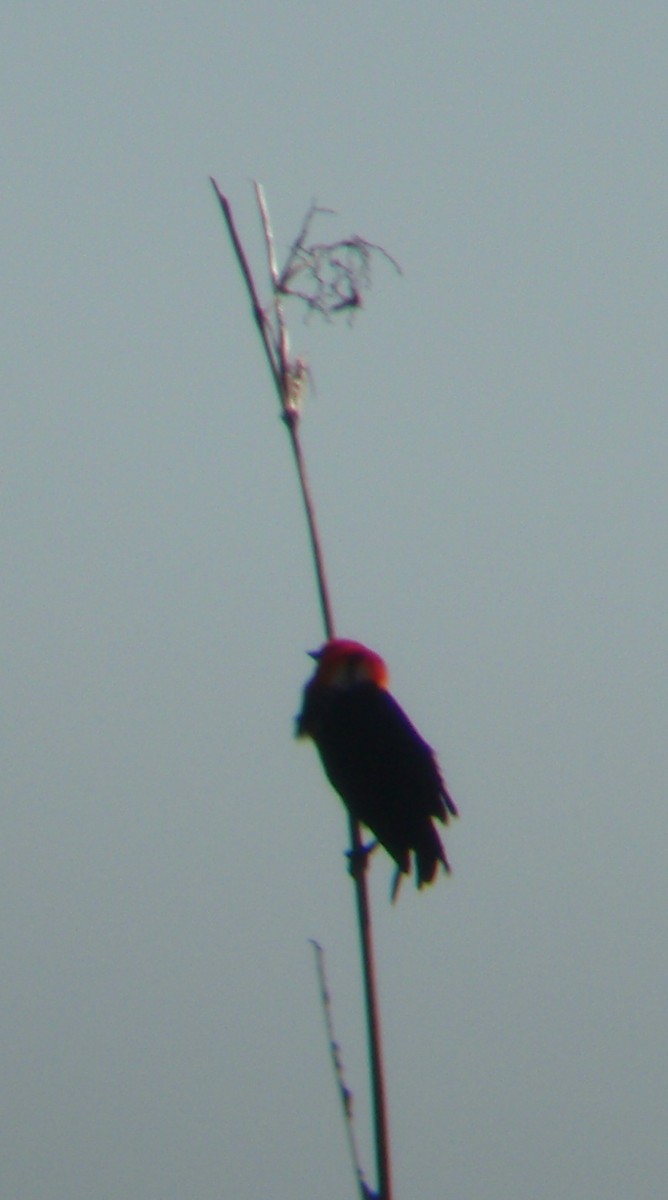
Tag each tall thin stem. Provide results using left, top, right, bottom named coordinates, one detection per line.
left=285, top=409, right=391, bottom=1200
left=282, top=410, right=336, bottom=644
left=211, top=180, right=393, bottom=1200
left=347, top=816, right=392, bottom=1200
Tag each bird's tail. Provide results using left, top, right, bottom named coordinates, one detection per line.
left=415, top=825, right=451, bottom=889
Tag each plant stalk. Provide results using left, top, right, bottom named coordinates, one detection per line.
left=211, top=180, right=393, bottom=1200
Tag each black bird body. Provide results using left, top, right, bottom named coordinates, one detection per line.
left=297, top=640, right=457, bottom=890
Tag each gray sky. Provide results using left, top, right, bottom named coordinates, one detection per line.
left=4, top=4, right=667, bottom=1198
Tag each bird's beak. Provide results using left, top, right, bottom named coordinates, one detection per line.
left=307, top=647, right=323, bottom=661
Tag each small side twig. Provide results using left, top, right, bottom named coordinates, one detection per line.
left=276, top=202, right=336, bottom=292
left=310, top=940, right=377, bottom=1200
left=277, top=211, right=402, bottom=321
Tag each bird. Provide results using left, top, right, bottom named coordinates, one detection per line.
left=296, top=638, right=457, bottom=895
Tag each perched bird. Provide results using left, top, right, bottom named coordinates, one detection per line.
left=296, top=638, right=457, bottom=894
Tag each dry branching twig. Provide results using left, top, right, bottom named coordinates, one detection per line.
left=276, top=202, right=402, bottom=321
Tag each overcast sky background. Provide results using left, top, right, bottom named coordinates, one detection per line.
left=3, top=4, right=667, bottom=1198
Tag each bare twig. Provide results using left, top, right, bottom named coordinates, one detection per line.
left=276, top=202, right=336, bottom=292
left=254, top=182, right=290, bottom=390
left=211, top=179, right=395, bottom=1200
left=209, top=178, right=280, bottom=392
left=276, top=205, right=402, bottom=321
left=310, top=941, right=376, bottom=1200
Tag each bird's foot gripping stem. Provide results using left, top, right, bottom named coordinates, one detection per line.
left=345, top=839, right=377, bottom=881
